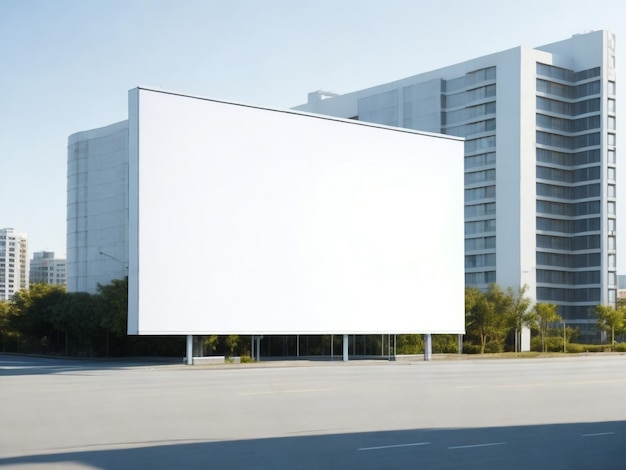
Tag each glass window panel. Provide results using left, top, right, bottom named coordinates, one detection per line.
left=608, top=149, right=616, bottom=164
left=608, top=98, right=616, bottom=113
left=608, top=218, right=616, bottom=231
left=608, top=201, right=616, bottom=215
left=608, top=116, right=616, bottom=130
left=608, top=237, right=616, bottom=250
left=608, top=167, right=616, bottom=181
left=608, top=133, right=616, bottom=146
left=609, top=289, right=617, bottom=303
left=608, top=81, right=616, bottom=95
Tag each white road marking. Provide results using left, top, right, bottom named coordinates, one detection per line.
left=239, top=388, right=332, bottom=396
left=358, top=442, right=431, bottom=451
left=448, top=442, right=507, bottom=449
left=582, top=432, right=615, bottom=437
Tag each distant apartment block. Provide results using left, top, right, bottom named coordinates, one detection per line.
left=29, top=251, right=66, bottom=286
left=0, top=228, right=28, bottom=300
left=294, top=30, right=616, bottom=343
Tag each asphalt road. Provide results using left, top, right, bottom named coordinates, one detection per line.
left=1, top=354, right=625, bottom=469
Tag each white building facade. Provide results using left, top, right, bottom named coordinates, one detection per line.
left=0, top=228, right=29, bottom=300
left=29, top=251, right=66, bottom=286
left=295, top=31, right=616, bottom=342
left=67, top=120, right=129, bottom=293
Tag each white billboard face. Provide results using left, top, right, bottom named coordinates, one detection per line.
left=128, top=88, right=464, bottom=335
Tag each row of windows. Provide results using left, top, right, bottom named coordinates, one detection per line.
left=465, top=253, right=496, bottom=268
left=536, top=200, right=600, bottom=217
left=465, top=135, right=496, bottom=153
left=537, top=79, right=601, bottom=99
left=536, top=97, right=600, bottom=116
left=537, top=251, right=600, bottom=268
left=537, top=287, right=600, bottom=302
left=536, top=234, right=600, bottom=251
left=536, top=165, right=600, bottom=183
left=445, top=84, right=496, bottom=108
left=465, top=236, right=496, bottom=251
left=537, top=131, right=600, bottom=149
left=465, top=169, right=496, bottom=185
left=465, top=271, right=496, bottom=285
left=536, top=182, right=600, bottom=200
left=536, top=114, right=600, bottom=133
left=536, top=64, right=600, bottom=83
left=445, top=118, right=496, bottom=137
left=465, top=185, right=495, bottom=202
left=465, top=202, right=496, bottom=218
left=465, top=219, right=496, bottom=235
left=443, top=67, right=497, bottom=93
left=536, top=216, right=601, bottom=233
left=536, top=148, right=601, bottom=167
left=537, top=269, right=601, bottom=285
left=465, top=152, right=496, bottom=169
left=444, top=102, right=496, bottom=125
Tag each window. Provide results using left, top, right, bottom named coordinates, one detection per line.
left=608, top=167, right=616, bottom=181
left=608, top=218, right=616, bottom=232
left=608, top=116, right=616, bottom=130
left=608, top=133, right=616, bottom=146
left=608, top=185, right=616, bottom=197
left=465, top=152, right=496, bottom=169
left=608, top=81, right=616, bottom=95
left=608, top=201, right=616, bottom=215
left=608, top=237, right=616, bottom=250
left=608, top=149, right=616, bottom=164
left=609, top=254, right=616, bottom=268
left=465, top=169, right=496, bottom=185
left=608, top=98, right=616, bottom=113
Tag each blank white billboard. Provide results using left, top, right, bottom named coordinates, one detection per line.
left=128, top=87, right=464, bottom=335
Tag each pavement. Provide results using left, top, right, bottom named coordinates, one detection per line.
left=1, top=353, right=625, bottom=469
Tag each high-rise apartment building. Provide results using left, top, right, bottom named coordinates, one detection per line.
left=0, top=228, right=29, bottom=300
left=294, top=30, right=616, bottom=342
left=29, top=251, right=66, bottom=286
left=67, top=120, right=129, bottom=293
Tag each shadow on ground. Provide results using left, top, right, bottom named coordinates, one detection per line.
left=1, top=421, right=623, bottom=469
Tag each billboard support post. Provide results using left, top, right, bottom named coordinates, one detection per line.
left=424, top=334, right=432, bottom=362
left=186, top=335, right=193, bottom=365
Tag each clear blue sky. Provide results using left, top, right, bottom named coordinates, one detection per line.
left=1, top=0, right=625, bottom=264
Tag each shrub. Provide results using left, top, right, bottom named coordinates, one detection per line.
left=462, top=343, right=481, bottom=354
left=484, top=341, right=503, bottom=353
left=565, top=343, right=584, bottom=353
left=531, top=336, right=565, bottom=352
left=615, top=343, right=626, bottom=352
left=432, top=334, right=458, bottom=354
left=566, top=343, right=607, bottom=353
left=396, top=334, right=424, bottom=354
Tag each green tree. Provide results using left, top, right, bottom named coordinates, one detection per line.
left=224, top=335, right=240, bottom=357
left=11, top=284, right=66, bottom=352
left=533, top=303, right=561, bottom=352
left=97, top=277, right=128, bottom=337
left=63, top=292, right=102, bottom=357
left=0, top=300, right=18, bottom=351
left=595, top=305, right=625, bottom=350
left=505, top=285, right=534, bottom=353
left=96, top=277, right=128, bottom=356
left=465, top=286, right=507, bottom=354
